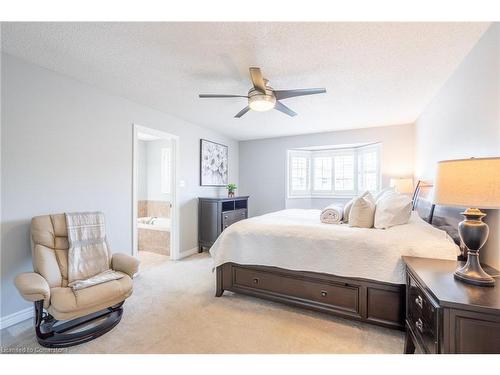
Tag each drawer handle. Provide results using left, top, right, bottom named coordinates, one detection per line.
left=415, top=295, right=423, bottom=309
left=320, top=290, right=328, bottom=297
left=253, top=278, right=259, bottom=284
left=415, top=318, right=423, bottom=333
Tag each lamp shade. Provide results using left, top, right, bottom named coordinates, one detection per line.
left=390, top=178, right=414, bottom=194
left=434, top=157, right=500, bottom=209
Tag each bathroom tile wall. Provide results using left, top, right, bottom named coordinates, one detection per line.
left=138, top=200, right=170, bottom=218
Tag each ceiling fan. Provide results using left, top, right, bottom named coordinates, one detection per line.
left=199, top=67, right=326, bottom=118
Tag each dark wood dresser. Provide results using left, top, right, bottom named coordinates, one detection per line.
left=198, top=196, right=249, bottom=252
left=403, top=256, right=500, bottom=354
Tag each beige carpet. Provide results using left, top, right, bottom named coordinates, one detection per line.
left=1, top=252, right=404, bottom=353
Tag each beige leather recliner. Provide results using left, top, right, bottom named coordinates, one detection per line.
left=14, top=214, right=139, bottom=348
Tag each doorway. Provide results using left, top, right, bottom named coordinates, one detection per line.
left=132, top=124, right=180, bottom=263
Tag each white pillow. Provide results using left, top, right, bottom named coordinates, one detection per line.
left=374, top=187, right=395, bottom=203
left=348, top=194, right=375, bottom=228
left=374, top=192, right=412, bottom=229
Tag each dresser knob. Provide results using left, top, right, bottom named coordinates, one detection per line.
left=320, top=290, right=328, bottom=297
left=253, top=278, right=259, bottom=284
left=415, top=318, right=423, bottom=333
left=415, top=295, right=423, bottom=309
left=224, top=215, right=228, bottom=219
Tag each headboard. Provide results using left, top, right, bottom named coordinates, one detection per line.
left=412, top=180, right=464, bottom=254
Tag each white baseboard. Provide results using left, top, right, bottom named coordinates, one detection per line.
left=178, top=247, right=199, bottom=259
left=0, top=306, right=33, bottom=330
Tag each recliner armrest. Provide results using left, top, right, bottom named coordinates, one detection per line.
left=112, top=253, right=140, bottom=278
left=14, top=272, right=50, bottom=308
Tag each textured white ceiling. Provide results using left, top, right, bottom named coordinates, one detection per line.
left=1, top=22, right=490, bottom=140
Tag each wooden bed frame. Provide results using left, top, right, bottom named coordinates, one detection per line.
left=215, top=181, right=463, bottom=330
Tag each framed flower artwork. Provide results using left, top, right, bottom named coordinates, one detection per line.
left=200, top=139, right=228, bottom=186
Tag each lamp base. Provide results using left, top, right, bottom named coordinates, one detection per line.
left=454, top=251, right=495, bottom=286
left=455, top=208, right=495, bottom=287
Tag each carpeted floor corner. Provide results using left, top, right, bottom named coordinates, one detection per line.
left=1, top=252, right=404, bottom=354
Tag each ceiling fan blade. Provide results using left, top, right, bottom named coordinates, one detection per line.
left=274, top=101, right=297, bottom=117
left=273, top=88, right=326, bottom=100
left=249, top=67, right=267, bottom=93
left=199, top=94, right=248, bottom=98
left=234, top=106, right=251, bottom=118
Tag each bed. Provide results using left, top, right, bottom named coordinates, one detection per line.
left=210, top=182, right=463, bottom=330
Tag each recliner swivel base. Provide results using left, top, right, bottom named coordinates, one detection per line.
left=34, top=300, right=124, bottom=348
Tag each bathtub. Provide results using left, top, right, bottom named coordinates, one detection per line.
left=137, top=217, right=170, bottom=231
left=137, top=217, right=170, bottom=255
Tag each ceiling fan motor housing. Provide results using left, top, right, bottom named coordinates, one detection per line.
left=248, top=87, right=276, bottom=111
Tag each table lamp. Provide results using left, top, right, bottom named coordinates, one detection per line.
left=434, top=157, right=500, bottom=286
left=390, top=178, right=414, bottom=194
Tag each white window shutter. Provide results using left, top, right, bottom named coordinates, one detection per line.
left=288, top=151, right=311, bottom=196
left=312, top=156, right=333, bottom=191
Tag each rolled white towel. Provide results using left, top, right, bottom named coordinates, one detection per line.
left=320, top=204, right=343, bottom=224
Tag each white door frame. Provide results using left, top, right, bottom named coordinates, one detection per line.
left=132, top=124, right=180, bottom=260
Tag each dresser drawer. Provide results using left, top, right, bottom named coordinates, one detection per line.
left=408, top=315, right=439, bottom=353
left=222, top=209, right=247, bottom=222
left=409, top=277, right=438, bottom=326
left=407, top=273, right=439, bottom=353
left=233, top=266, right=360, bottom=314
left=222, top=209, right=247, bottom=230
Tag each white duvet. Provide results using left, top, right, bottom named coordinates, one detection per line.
left=210, top=209, right=460, bottom=284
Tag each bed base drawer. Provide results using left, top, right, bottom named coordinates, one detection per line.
left=216, top=263, right=405, bottom=330
left=234, top=266, right=360, bottom=314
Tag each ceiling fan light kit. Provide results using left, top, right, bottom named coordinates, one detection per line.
left=199, top=67, right=326, bottom=118
left=248, top=89, right=276, bottom=112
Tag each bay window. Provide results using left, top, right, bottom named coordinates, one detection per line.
left=287, top=143, right=381, bottom=197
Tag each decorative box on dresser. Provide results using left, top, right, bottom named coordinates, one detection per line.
left=198, top=196, right=249, bottom=252
left=403, top=256, right=500, bottom=354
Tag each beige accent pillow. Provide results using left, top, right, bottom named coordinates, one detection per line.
left=343, top=191, right=374, bottom=223
left=348, top=194, right=376, bottom=228
left=343, top=198, right=354, bottom=223
left=363, top=191, right=376, bottom=204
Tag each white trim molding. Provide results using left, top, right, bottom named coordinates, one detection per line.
left=132, top=124, right=181, bottom=261
left=0, top=306, right=33, bottom=330
left=178, top=247, right=199, bottom=260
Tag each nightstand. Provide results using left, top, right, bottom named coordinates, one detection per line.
left=402, top=256, right=500, bottom=354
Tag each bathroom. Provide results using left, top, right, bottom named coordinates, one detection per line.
left=137, top=132, right=172, bottom=259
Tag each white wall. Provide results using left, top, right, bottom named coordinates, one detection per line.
left=1, top=53, right=238, bottom=317
left=415, top=23, right=500, bottom=268
left=239, top=123, right=415, bottom=217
